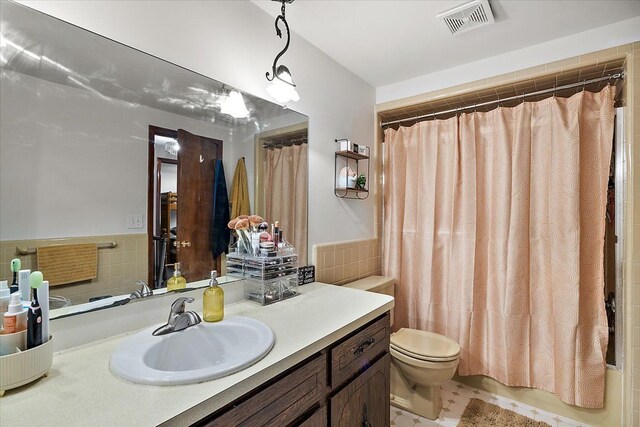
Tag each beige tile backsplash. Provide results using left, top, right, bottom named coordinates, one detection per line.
left=313, top=238, right=381, bottom=285
left=0, top=234, right=148, bottom=305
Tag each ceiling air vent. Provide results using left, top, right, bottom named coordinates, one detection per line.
left=437, top=0, right=495, bottom=35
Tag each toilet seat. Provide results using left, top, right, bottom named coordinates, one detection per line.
left=390, top=346, right=460, bottom=370
left=390, top=328, right=460, bottom=362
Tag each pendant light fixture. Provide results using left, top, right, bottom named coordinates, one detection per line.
left=164, top=139, right=180, bottom=156
left=220, top=89, right=250, bottom=119
left=265, top=0, right=299, bottom=104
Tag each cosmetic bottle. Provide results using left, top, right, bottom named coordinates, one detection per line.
left=0, top=281, right=10, bottom=329
left=18, top=269, right=31, bottom=302
left=251, top=232, right=260, bottom=256
left=40, top=280, right=50, bottom=343
left=167, top=262, right=187, bottom=292
left=203, top=270, right=224, bottom=322
left=274, top=221, right=280, bottom=247
left=278, top=230, right=284, bottom=249
left=4, top=292, right=27, bottom=334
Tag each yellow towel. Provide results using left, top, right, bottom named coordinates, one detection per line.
left=230, top=157, right=250, bottom=218
left=36, top=243, right=98, bottom=286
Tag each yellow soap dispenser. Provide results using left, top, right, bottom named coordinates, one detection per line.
left=203, top=270, right=224, bottom=322
left=167, top=262, right=187, bottom=291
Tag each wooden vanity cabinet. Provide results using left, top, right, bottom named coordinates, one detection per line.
left=330, top=354, right=390, bottom=427
left=196, top=312, right=390, bottom=427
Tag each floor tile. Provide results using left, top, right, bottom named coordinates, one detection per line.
left=390, top=380, right=588, bottom=427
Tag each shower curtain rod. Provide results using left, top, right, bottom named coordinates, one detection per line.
left=380, top=72, right=624, bottom=128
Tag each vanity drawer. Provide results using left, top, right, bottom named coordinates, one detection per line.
left=204, top=353, right=328, bottom=427
left=297, top=405, right=327, bottom=427
left=330, top=313, right=390, bottom=388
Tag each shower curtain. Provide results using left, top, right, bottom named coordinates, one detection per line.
left=265, top=143, right=308, bottom=264
left=383, top=87, right=615, bottom=408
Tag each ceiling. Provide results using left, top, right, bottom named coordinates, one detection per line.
left=253, top=0, right=640, bottom=87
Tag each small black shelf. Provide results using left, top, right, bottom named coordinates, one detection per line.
left=334, top=149, right=370, bottom=200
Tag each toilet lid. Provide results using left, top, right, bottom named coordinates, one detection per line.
left=390, top=328, right=460, bottom=362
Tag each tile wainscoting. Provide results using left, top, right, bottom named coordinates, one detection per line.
left=0, top=234, right=148, bottom=304
left=312, top=238, right=381, bottom=285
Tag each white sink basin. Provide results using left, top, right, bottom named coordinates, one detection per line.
left=110, top=316, right=275, bottom=385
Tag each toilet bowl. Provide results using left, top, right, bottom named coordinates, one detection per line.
left=343, top=276, right=460, bottom=420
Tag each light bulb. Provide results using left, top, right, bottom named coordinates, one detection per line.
left=220, top=90, right=249, bottom=119
left=267, top=66, right=299, bottom=103
left=164, top=140, right=180, bottom=156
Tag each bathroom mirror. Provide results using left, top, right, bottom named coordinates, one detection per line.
left=0, top=2, right=309, bottom=316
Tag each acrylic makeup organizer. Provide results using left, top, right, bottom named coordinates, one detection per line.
left=227, top=240, right=299, bottom=305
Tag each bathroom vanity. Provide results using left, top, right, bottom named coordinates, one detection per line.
left=0, top=283, right=393, bottom=426
left=202, top=312, right=390, bottom=426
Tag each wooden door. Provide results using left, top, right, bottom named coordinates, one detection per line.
left=330, top=353, right=390, bottom=427
left=176, top=129, right=223, bottom=282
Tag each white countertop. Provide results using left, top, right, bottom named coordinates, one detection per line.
left=0, top=283, right=394, bottom=426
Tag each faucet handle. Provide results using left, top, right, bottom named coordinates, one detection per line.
left=170, top=297, right=195, bottom=316
left=134, top=280, right=152, bottom=297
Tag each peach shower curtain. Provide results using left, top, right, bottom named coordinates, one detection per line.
left=265, top=143, right=308, bottom=264
left=383, top=87, right=615, bottom=408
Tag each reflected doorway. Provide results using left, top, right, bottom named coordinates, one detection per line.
left=148, top=125, right=224, bottom=288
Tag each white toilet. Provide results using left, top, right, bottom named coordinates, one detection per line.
left=343, top=276, right=460, bottom=420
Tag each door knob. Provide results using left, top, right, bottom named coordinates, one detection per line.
left=179, top=241, right=191, bottom=248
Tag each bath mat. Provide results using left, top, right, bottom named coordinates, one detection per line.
left=458, top=398, right=550, bottom=427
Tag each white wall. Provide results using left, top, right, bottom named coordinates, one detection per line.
left=159, top=162, right=178, bottom=194
left=19, top=0, right=377, bottom=255
left=377, top=16, right=640, bottom=104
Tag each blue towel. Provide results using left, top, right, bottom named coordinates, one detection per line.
left=211, top=159, right=230, bottom=259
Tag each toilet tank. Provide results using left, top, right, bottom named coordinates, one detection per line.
left=343, top=276, right=396, bottom=327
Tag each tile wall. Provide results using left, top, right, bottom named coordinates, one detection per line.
left=0, top=234, right=148, bottom=305
left=312, top=238, right=381, bottom=285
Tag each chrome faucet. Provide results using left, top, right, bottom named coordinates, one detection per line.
left=130, top=280, right=153, bottom=299
left=152, top=297, right=202, bottom=336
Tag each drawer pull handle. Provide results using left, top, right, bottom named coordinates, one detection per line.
left=353, top=337, right=375, bottom=357
left=362, top=403, right=372, bottom=427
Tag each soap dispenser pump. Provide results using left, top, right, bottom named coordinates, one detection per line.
left=167, top=262, right=187, bottom=292
left=203, top=270, right=224, bottom=322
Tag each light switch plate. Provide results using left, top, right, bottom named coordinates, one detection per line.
left=127, top=214, right=144, bottom=229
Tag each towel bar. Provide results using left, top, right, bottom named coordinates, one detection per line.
left=15, top=241, right=117, bottom=256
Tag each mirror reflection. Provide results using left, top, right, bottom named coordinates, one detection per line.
left=0, top=2, right=309, bottom=314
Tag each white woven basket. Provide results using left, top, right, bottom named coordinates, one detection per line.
left=0, top=336, right=53, bottom=396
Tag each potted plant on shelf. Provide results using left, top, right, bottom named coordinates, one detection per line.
left=355, top=173, right=366, bottom=190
